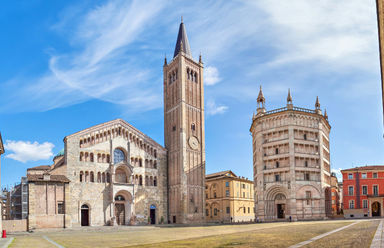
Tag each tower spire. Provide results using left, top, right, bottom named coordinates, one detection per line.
left=173, top=19, right=192, bottom=58
left=315, top=96, right=320, bottom=109
left=287, top=88, right=293, bottom=104
left=257, top=86, right=266, bottom=112
left=324, top=109, right=328, bottom=119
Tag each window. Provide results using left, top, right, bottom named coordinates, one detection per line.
left=172, top=126, right=176, bottom=131
left=191, top=123, right=196, bottom=131
left=373, top=185, right=379, bottom=196
left=225, top=182, right=229, bottom=187
left=214, top=192, right=217, bottom=198
left=303, top=134, right=307, bottom=140
left=276, top=161, right=279, bottom=168
left=242, top=184, right=245, bottom=189
left=80, top=171, right=84, bottom=182
left=214, top=208, right=218, bottom=216
left=349, top=200, right=355, bottom=209
left=275, top=174, right=280, bottom=182
left=275, top=148, right=279, bottom=154
left=305, top=173, right=310, bottom=181
left=57, top=202, right=64, bottom=214
left=363, top=199, right=368, bottom=209
left=348, top=186, right=354, bottom=196
left=243, top=192, right=245, bottom=198
left=362, top=186, right=368, bottom=195
left=248, top=207, right=250, bottom=213
left=206, top=194, right=208, bottom=199
left=348, top=173, right=353, bottom=179
left=226, top=207, right=230, bottom=214
left=114, top=149, right=125, bottom=164
left=305, top=161, right=308, bottom=167
left=373, top=173, right=378, bottom=179
left=243, top=207, right=246, bottom=213
left=306, top=191, right=311, bottom=205
left=206, top=209, right=209, bottom=216
left=362, top=173, right=367, bottom=179
left=226, top=190, right=230, bottom=197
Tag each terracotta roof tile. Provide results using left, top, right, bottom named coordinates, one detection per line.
left=27, top=174, right=70, bottom=183
left=27, top=165, right=51, bottom=171
left=341, top=165, right=384, bottom=172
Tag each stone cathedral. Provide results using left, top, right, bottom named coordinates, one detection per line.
left=23, top=20, right=205, bottom=229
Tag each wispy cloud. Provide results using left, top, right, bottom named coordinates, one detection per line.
left=206, top=100, right=228, bottom=116
left=5, top=140, right=55, bottom=163
left=0, top=0, right=379, bottom=114
left=204, top=66, right=221, bottom=86
left=0, top=0, right=165, bottom=113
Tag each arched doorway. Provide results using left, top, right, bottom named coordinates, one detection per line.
left=372, top=202, right=381, bottom=217
left=115, top=195, right=125, bottom=225
left=275, top=193, right=286, bottom=219
left=114, top=191, right=132, bottom=225
left=150, top=205, right=156, bottom=224
left=81, top=204, right=90, bottom=226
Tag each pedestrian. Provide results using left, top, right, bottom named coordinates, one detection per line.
left=289, top=216, right=292, bottom=222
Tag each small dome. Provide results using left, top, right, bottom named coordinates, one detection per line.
left=55, top=148, right=64, bottom=158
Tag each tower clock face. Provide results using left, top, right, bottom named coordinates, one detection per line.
left=188, top=136, right=199, bottom=150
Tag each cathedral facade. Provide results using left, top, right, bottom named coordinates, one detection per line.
left=25, top=20, right=205, bottom=229
left=250, top=88, right=332, bottom=221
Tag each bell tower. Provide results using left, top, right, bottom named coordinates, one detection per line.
left=163, top=19, right=205, bottom=224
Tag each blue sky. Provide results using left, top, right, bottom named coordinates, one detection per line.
left=1, top=0, right=383, bottom=188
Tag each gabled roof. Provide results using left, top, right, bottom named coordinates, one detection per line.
left=173, top=20, right=192, bottom=58
left=341, top=165, right=384, bottom=172
left=206, top=170, right=237, bottom=179
left=27, top=174, right=70, bottom=183
left=0, top=132, right=4, bottom=155
left=65, top=118, right=166, bottom=151
left=27, top=165, right=51, bottom=171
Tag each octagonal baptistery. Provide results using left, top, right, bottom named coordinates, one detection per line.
left=64, top=119, right=167, bottom=226
left=250, top=88, right=332, bottom=221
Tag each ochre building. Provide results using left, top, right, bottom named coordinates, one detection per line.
left=22, top=20, right=206, bottom=229
left=250, top=88, right=332, bottom=221
left=205, top=171, right=254, bottom=223
left=342, top=165, right=384, bottom=218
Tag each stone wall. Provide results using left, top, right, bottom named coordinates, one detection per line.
left=3, top=220, right=27, bottom=233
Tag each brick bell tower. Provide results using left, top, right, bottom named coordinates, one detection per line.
left=163, top=18, right=206, bottom=224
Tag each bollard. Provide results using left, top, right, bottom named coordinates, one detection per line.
left=2, top=230, right=6, bottom=238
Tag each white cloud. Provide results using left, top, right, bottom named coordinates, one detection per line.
left=256, top=0, right=378, bottom=71
left=206, top=100, right=228, bottom=116
left=0, top=0, right=165, bottom=113
left=204, top=66, right=221, bottom=86
left=331, top=168, right=343, bottom=181
left=4, top=140, right=55, bottom=163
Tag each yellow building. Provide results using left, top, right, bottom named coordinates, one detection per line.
left=205, top=171, right=255, bottom=223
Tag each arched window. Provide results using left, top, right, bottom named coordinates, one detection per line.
left=114, top=149, right=125, bottom=164
left=106, top=154, right=110, bottom=163
left=191, top=123, right=196, bottom=131
left=90, top=172, right=94, bottom=182
left=97, top=172, right=101, bottom=183
left=102, top=173, right=106, bottom=183
left=139, top=175, right=143, bottom=186
left=154, top=177, right=157, bottom=186
left=80, top=152, right=84, bottom=161
left=90, top=153, right=94, bottom=162
left=154, top=161, right=157, bottom=169
left=80, top=171, right=84, bottom=182
left=85, top=171, right=89, bottom=182
left=106, top=173, right=111, bottom=183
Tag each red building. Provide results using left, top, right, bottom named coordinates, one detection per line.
left=341, top=166, right=384, bottom=218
